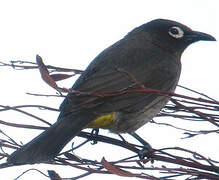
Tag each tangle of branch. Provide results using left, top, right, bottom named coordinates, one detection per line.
left=0, top=56, right=218, bottom=179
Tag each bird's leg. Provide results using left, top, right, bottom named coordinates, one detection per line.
left=129, top=132, right=153, bottom=159
left=90, top=128, right=99, bottom=145
left=117, top=134, right=127, bottom=142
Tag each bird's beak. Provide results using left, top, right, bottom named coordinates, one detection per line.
left=186, top=31, right=216, bottom=42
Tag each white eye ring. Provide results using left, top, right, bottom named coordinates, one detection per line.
left=168, top=26, right=184, bottom=39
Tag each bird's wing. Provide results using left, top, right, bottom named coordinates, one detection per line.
left=59, top=48, right=180, bottom=117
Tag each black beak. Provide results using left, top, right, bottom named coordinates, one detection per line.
left=186, top=31, right=216, bottom=42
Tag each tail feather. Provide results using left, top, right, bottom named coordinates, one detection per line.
left=7, top=112, right=97, bottom=165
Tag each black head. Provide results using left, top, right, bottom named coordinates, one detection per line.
left=133, top=19, right=216, bottom=55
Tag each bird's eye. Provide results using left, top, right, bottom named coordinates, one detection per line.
left=168, top=26, right=184, bottom=39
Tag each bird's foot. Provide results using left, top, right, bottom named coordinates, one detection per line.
left=138, top=144, right=153, bottom=160
left=90, top=128, right=99, bottom=145
left=129, top=132, right=153, bottom=159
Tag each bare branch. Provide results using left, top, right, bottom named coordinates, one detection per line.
left=0, top=57, right=218, bottom=179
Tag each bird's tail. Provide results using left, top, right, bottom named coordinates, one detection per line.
left=7, top=112, right=97, bottom=165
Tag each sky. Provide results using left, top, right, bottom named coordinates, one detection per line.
left=0, top=0, right=218, bottom=179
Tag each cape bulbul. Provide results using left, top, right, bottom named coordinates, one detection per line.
left=8, top=19, right=216, bottom=164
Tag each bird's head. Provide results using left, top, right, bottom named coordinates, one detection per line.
left=132, top=19, right=216, bottom=56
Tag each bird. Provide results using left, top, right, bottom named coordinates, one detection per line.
left=7, top=19, right=216, bottom=165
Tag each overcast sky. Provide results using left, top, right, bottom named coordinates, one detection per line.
left=0, top=0, right=218, bottom=179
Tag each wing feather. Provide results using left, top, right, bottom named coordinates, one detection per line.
left=59, top=45, right=180, bottom=117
